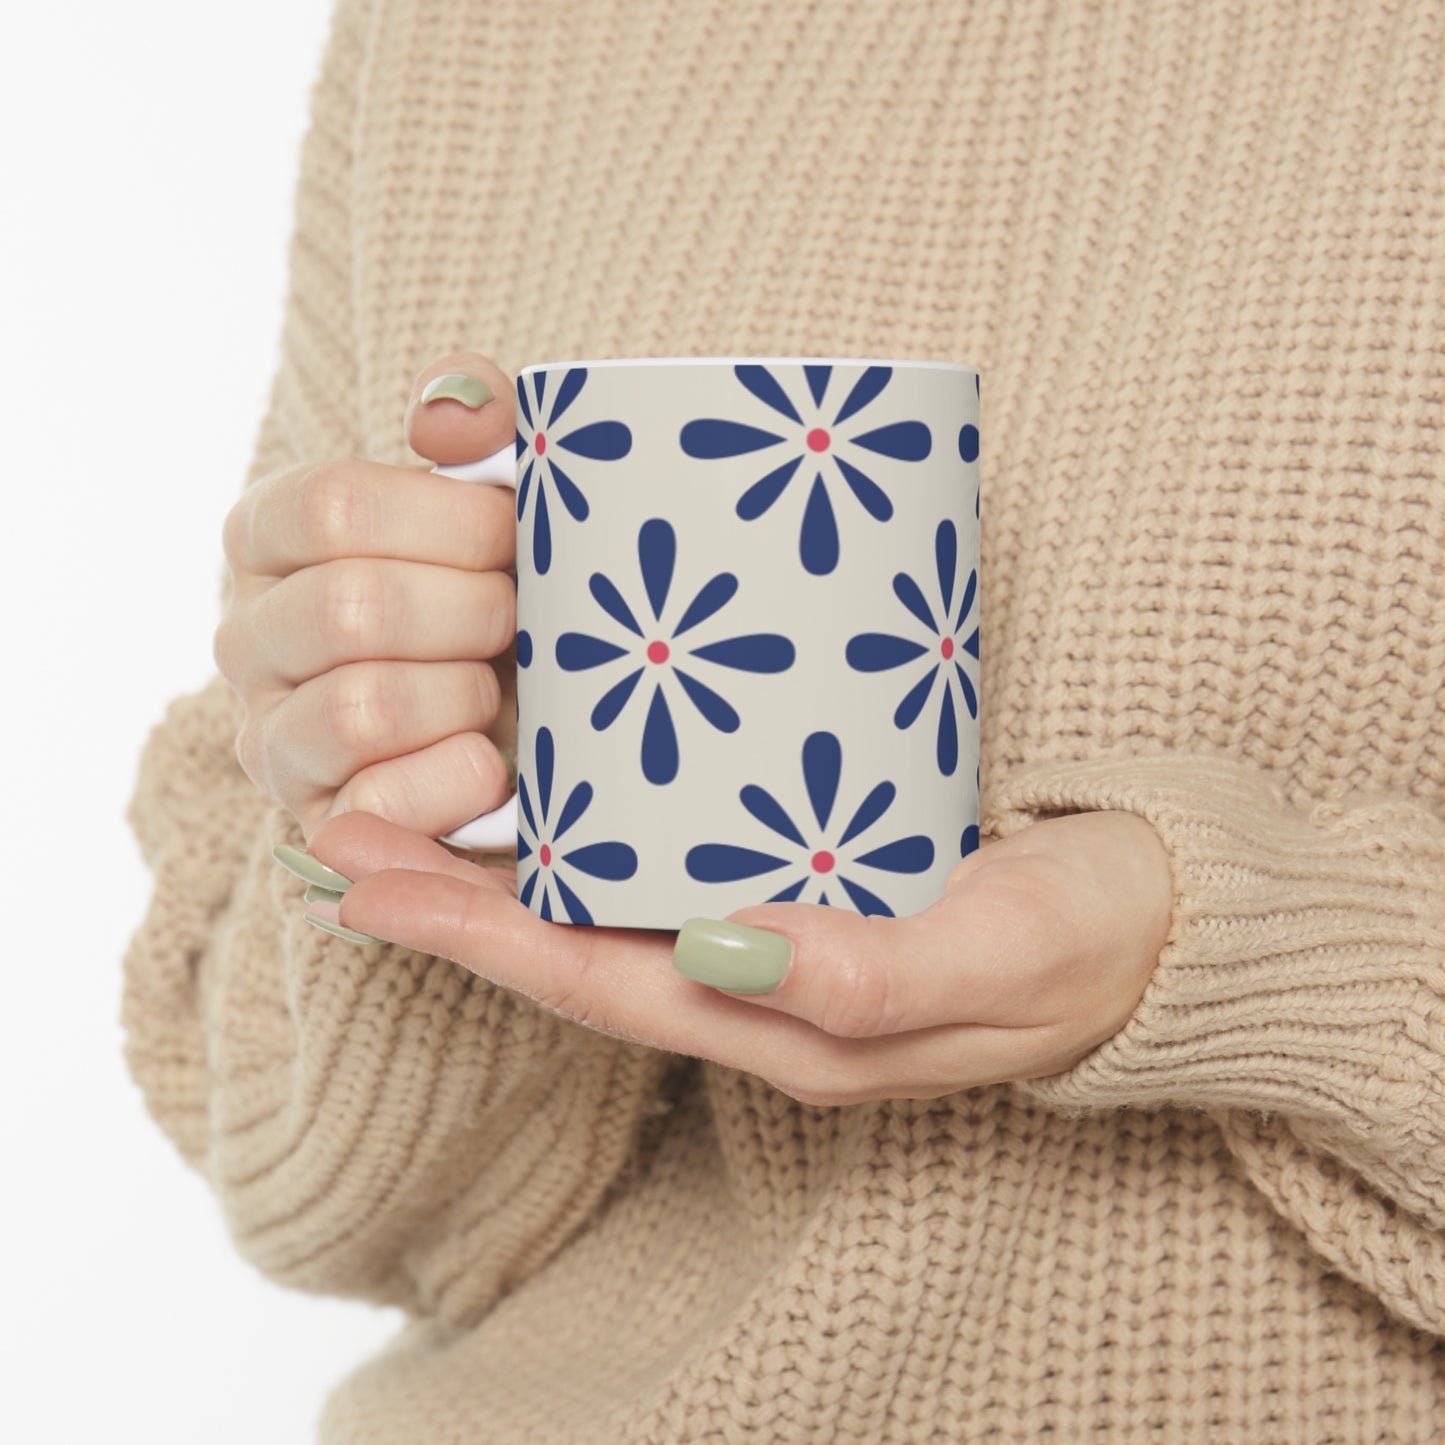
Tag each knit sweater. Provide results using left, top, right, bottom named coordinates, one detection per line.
left=122, top=1, right=1445, bottom=1440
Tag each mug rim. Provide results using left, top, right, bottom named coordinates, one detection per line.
left=517, top=355, right=980, bottom=377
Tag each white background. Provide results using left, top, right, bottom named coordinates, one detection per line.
left=0, top=5, right=405, bottom=1441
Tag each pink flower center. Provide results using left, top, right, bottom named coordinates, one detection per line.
left=647, top=640, right=670, bottom=664
left=811, top=850, right=835, bottom=873
left=806, top=427, right=831, bottom=453
left=535, top=432, right=547, bottom=455
left=940, top=636, right=955, bottom=660
left=539, top=843, right=552, bottom=867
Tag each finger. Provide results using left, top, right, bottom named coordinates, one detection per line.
left=253, top=659, right=500, bottom=803
left=311, top=817, right=1067, bottom=1104
left=240, top=558, right=515, bottom=688
left=225, top=456, right=516, bottom=578
left=318, top=730, right=513, bottom=841
left=405, top=354, right=516, bottom=466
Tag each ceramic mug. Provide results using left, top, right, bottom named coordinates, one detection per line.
left=434, top=357, right=980, bottom=931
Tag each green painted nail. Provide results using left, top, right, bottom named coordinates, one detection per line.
left=420, top=372, right=494, bottom=408
left=304, top=883, right=347, bottom=906
left=273, top=844, right=352, bottom=892
left=303, top=913, right=384, bottom=946
left=673, top=918, right=792, bottom=994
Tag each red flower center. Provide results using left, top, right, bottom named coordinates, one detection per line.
left=647, top=640, right=670, bottom=664
left=806, top=427, right=830, bottom=453
left=811, top=850, right=835, bottom=873
left=535, top=432, right=547, bottom=455
left=940, top=636, right=955, bottom=660
left=539, top=843, right=552, bottom=867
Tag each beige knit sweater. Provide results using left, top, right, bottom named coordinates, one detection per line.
left=123, top=1, right=1445, bottom=1439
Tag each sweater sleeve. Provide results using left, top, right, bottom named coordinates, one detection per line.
left=120, top=0, right=675, bottom=1328
left=990, top=752, right=1445, bottom=1337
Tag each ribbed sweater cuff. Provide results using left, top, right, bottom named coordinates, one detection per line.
left=988, top=755, right=1445, bottom=1131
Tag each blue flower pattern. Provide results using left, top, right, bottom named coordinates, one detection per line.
left=679, top=365, right=933, bottom=575
left=844, top=519, right=979, bottom=776
left=685, top=732, right=935, bottom=916
left=554, top=518, right=796, bottom=784
left=516, top=368, right=632, bottom=575
left=517, top=726, right=638, bottom=924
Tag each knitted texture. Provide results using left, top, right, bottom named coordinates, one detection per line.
left=122, top=0, right=1445, bottom=1439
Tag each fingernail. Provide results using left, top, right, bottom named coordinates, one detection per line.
left=502, top=745, right=518, bottom=790
left=273, top=844, right=352, bottom=891
left=421, top=373, right=494, bottom=409
left=304, top=883, right=347, bottom=906
left=673, top=918, right=792, bottom=994
left=303, top=913, right=384, bottom=946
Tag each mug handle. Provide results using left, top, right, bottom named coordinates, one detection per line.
left=430, top=443, right=520, bottom=853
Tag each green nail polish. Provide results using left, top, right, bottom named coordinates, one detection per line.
left=673, top=918, right=792, bottom=994
left=421, top=373, right=494, bottom=408
left=273, top=844, right=352, bottom=892
left=303, top=913, right=384, bottom=946
left=304, top=883, right=347, bottom=906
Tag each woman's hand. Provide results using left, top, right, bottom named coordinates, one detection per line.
left=299, top=808, right=1173, bottom=1104
left=215, top=354, right=519, bottom=843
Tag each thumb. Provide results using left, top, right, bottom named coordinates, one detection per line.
left=405, top=351, right=515, bottom=466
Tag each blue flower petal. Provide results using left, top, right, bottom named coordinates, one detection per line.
left=740, top=784, right=807, bottom=847
left=516, top=377, right=533, bottom=429
left=688, top=634, right=794, bottom=672
left=894, top=668, right=935, bottom=729
left=516, top=458, right=535, bottom=522
left=936, top=520, right=957, bottom=616
left=641, top=683, right=679, bottom=784
left=961, top=825, right=980, bottom=858
left=800, top=473, right=839, bottom=575
left=685, top=844, right=789, bottom=881
left=850, top=420, right=932, bottom=462
left=549, top=459, right=590, bottom=521
left=936, top=689, right=959, bottom=775
left=955, top=570, right=978, bottom=633
left=516, top=629, right=533, bottom=667
left=639, top=519, right=675, bottom=622
left=549, top=368, right=587, bottom=427
left=563, top=841, right=638, bottom=880
left=767, top=876, right=809, bottom=903
left=673, top=667, right=740, bottom=733
left=517, top=773, right=538, bottom=837
left=553, top=780, right=593, bottom=840
left=681, top=419, right=785, bottom=458
left=963, top=626, right=980, bottom=660
left=673, top=573, right=738, bottom=635
left=959, top=423, right=980, bottom=463
left=737, top=456, right=803, bottom=520
left=735, top=365, right=802, bottom=424
left=955, top=662, right=978, bottom=720
left=833, top=367, right=891, bottom=425
left=836, top=780, right=896, bottom=847
left=591, top=667, right=644, bottom=729
left=520, top=867, right=540, bottom=907
left=892, top=572, right=937, bottom=632
left=516, top=835, right=534, bottom=862
left=589, top=574, right=644, bottom=636
left=557, top=632, right=630, bottom=670
left=804, top=365, right=831, bottom=408
left=837, top=875, right=894, bottom=917
left=833, top=456, right=893, bottom=521
left=802, top=731, right=841, bottom=831
left=559, top=420, right=632, bottom=461
left=540, top=884, right=554, bottom=921
left=533, top=480, right=553, bottom=573
left=551, top=870, right=594, bottom=926
left=535, top=726, right=555, bottom=819
left=846, top=633, right=930, bottom=671
left=853, top=834, right=935, bottom=873
left=532, top=371, right=547, bottom=412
